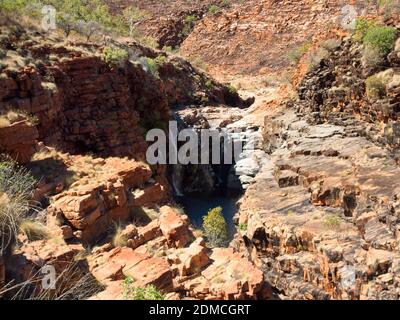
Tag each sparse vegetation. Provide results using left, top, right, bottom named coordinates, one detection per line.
left=363, top=25, right=397, bottom=56
left=0, top=0, right=156, bottom=47
left=227, top=84, right=237, bottom=94
left=353, top=18, right=379, bottom=43
left=0, top=110, right=38, bottom=127
left=101, top=46, right=129, bottom=66
left=0, top=259, right=104, bottom=300
left=0, top=158, right=36, bottom=254
left=19, top=219, right=50, bottom=242
left=112, top=223, right=128, bottom=248
left=143, top=57, right=159, bottom=77
left=238, top=223, right=247, bottom=232
left=122, top=6, right=150, bottom=38
left=319, top=39, right=341, bottom=52
left=123, top=277, right=165, bottom=300
left=182, top=15, right=197, bottom=36
left=307, top=47, right=329, bottom=71
left=288, top=42, right=311, bottom=64
left=362, top=45, right=385, bottom=68
left=366, top=74, right=386, bottom=98
left=323, top=214, right=341, bottom=229
left=205, top=79, right=214, bottom=90
left=208, top=5, right=220, bottom=15
left=202, top=207, right=229, bottom=248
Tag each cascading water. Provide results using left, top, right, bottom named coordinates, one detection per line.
left=168, top=109, right=247, bottom=237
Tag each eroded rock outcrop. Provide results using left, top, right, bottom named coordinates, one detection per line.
left=237, top=63, right=400, bottom=299
left=88, top=206, right=270, bottom=300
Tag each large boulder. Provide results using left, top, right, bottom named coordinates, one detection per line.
left=0, top=113, right=38, bottom=164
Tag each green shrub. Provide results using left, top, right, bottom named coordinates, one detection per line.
left=202, top=207, right=229, bottom=247
left=363, top=25, right=397, bottom=56
left=208, top=5, right=220, bottom=15
left=123, top=277, right=165, bottom=300
left=101, top=46, right=129, bottom=66
left=143, top=57, right=159, bottom=76
left=205, top=79, right=213, bottom=90
left=227, top=84, right=237, bottom=94
left=353, top=18, right=378, bottom=43
left=0, top=0, right=30, bottom=13
left=238, top=223, right=247, bottom=232
left=182, top=15, right=197, bottom=36
left=366, top=74, right=386, bottom=98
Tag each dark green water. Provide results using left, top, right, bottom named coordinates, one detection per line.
left=178, top=194, right=239, bottom=237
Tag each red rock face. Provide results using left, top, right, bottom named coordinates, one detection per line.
left=47, top=158, right=168, bottom=244
left=0, top=58, right=165, bottom=159
left=0, top=118, right=38, bottom=164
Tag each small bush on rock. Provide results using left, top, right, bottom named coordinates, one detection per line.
left=101, top=46, right=129, bottom=66
left=353, top=18, right=378, bottom=43
left=123, top=277, right=165, bottom=300
left=112, top=224, right=128, bottom=247
left=323, top=214, right=341, bottom=229
left=202, top=206, right=229, bottom=248
left=362, top=45, right=385, bottom=68
left=208, top=5, right=220, bottom=15
left=366, top=74, right=386, bottom=98
left=288, top=42, right=311, bottom=64
left=363, top=26, right=397, bottom=56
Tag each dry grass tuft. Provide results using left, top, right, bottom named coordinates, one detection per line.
left=0, top=158, right=36, bottom=255
left=19, top=219, right=50, bottom=242
left=112, top=224, right=128, bottom=248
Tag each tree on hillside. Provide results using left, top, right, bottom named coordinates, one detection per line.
left=122, top=6, right=150, bottom=38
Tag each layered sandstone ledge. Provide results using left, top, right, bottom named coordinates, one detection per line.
left=235, top=33, right=400, bottom=300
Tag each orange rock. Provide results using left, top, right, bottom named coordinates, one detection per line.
left=0, top=119, right=38, bottom=164
left=179, top=239, right=210, bottom=276
left=123, top=256, right=173, bottom=291
left=159, top=206, right=193, bottom=248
